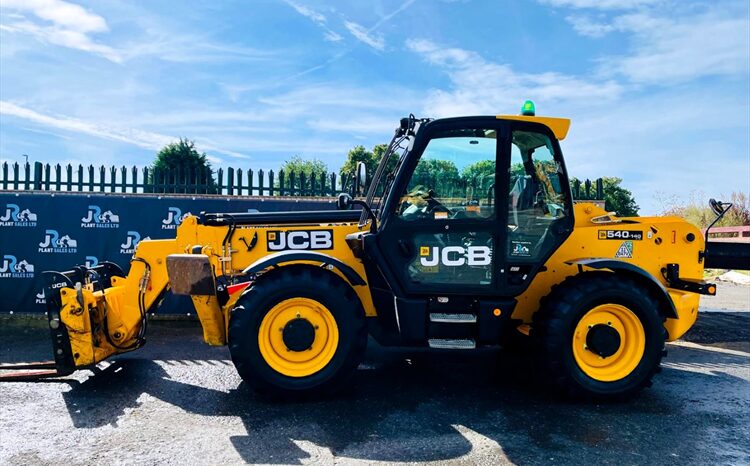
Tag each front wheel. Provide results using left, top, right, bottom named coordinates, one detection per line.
left=228, top=266, right=367, bottom=397
left=532, top=273, right=666, bottom=399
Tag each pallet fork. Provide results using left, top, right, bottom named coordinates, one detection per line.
left=0, top=262, right=126, bottom=381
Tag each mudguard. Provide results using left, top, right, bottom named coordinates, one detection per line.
left=242, top=250, right=367, bottom=286
left=569, top=258, right=678, bottom=318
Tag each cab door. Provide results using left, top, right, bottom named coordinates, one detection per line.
left=504, top=123, right=574, bottom=292
left=375, top=119, right=505, bottom=297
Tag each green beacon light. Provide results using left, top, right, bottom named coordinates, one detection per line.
left=521, top=100, right=535, bottom=116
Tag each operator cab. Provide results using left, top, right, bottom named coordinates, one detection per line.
left=354, top=106, right=574, bottom=298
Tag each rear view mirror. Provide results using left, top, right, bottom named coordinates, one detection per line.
left=356, top=162, right=367, bottom=196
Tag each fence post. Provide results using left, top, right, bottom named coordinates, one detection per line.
left=204, top=167, right=212, bottom=194
left=143, top=167, right=151, bottom=193
left=87, top=165, right=94, bottom=191
left=1, top=162, right=7, bottom=190
left=109, top=166, right=116, bottom=192
left=43, top=163, right=50, bottom=190
left=257, top=169, right=264, bottom=197
left=289, top=171, right=296, bottom=196
left=97, top=166, right=104, bottom=192
left=269, top=170, right=275, bottom=196
left=596, top=178, right=604, bottom=200
left=131, top=166, right=137, bottom=193
left=227, top=167, right=234, bottom=196
left=279, top=170, right=285, bottom=196
left=13, top=163, right=20, bottom=190
left=21, top=162, right=28, bottom=190
left=584, top=179, right=591, bottom=199
left=32, top=162, right=43, bottom=190
left=65, top=164, right=72, bottom=191
left=52, top=164, right=60, bottom=191
left=77, top=165, right=83, bottom=192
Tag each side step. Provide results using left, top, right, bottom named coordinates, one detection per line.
left=429, top=313, right=477, bottom=323
left=428, top=338, right=476, bottom=349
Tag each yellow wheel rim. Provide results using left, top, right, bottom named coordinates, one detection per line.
left=258, top=297, right=339, bottom=378
left=572, top=304, right=645, bottom=382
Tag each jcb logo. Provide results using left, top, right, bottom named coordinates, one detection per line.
left=420, top=246, right=491, bottom=267
left=267, top=230, right=333, bottom=251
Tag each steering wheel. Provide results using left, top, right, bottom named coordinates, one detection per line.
left=423, top=190, right=447, bottom=212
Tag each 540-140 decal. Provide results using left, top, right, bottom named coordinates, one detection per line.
left=598, top=230, right=643, bottom=241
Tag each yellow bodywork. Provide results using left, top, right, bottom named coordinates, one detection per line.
left=512, top=203, right=705, bottom=341
left=63, top=200, right=705, bottom=369
left=62, top=216, right=373, bottom=367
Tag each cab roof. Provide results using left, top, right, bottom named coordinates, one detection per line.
left=424, top=115, right=571, bottom=141
left=496, top=115, right=571, bottom=140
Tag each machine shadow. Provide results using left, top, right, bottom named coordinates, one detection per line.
left=56, top=341, right=750, bottom=465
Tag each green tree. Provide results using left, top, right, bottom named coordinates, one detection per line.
left=152, top=138, right=214, bottom=187
left=340, top=145, right=378, bottom=179
left=411, top=159, right=460, bottom=195
left=601, top=177, right=639, bottom=217
left=280, top=155, right=328, bottom=178
left=461, top=160, right=496, bottom=183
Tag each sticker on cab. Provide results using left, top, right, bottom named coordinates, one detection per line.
left=510, top=241, right=532, bottom=257
left=614, top=241, right=634, bottom=258
left=598, top=230, right=643, bottom=241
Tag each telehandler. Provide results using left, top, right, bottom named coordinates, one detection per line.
left=3, top=102, right=745, bottom=399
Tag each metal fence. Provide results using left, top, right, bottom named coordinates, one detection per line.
left=1, top=161, right=604, bottom=200
left=0, top=161, right=358, bottom=197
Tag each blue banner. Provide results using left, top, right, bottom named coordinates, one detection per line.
left=0, top=193, right=337, bottom=314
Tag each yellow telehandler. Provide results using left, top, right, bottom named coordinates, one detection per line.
left=3, top=103, right=744, bottom=399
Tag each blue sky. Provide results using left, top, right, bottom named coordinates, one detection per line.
left=0, top=0, right=748, bottom=214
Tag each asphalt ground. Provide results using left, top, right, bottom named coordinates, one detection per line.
left=1, top=283, right=748, bottom=465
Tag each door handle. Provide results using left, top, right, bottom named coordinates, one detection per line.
left=397, top=240, right=413, bottom=257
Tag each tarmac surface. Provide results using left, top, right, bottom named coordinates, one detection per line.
left=1, top=283, right=748, bottom=465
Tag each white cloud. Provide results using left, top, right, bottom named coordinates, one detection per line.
left=344, top=21, right=385, bottom=51
left=538, top=0, right=659, bottom=9
left=602, top=11, right=750, bottom=84
left=406, top=38, right=622, bottom=116
left=564, top=15, right=616, bottom=37
left=0, top=0, right=107, bottom=32
left=282, top=0, right=342, bottom=42
left=0, top=0, right=121, bottom=62
left=0, top=101, right=245, bottom=159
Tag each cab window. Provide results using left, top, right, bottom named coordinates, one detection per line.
left=397, top=128, right=496, bottom=221
left=507, top=130, right=569, bottom=260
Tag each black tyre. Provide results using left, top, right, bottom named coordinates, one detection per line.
left=532, top=273, right=666, bottom=400
left=228, top=266, right=367, bottom=397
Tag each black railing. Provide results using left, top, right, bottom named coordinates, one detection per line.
left=0, top=161, right=603, bottom=200
left=0, top=161, right=359, bottom=196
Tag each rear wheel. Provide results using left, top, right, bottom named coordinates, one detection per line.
left=229, top=266, right=366, bottom=397
left=532, top=273, right=666, bottom=399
